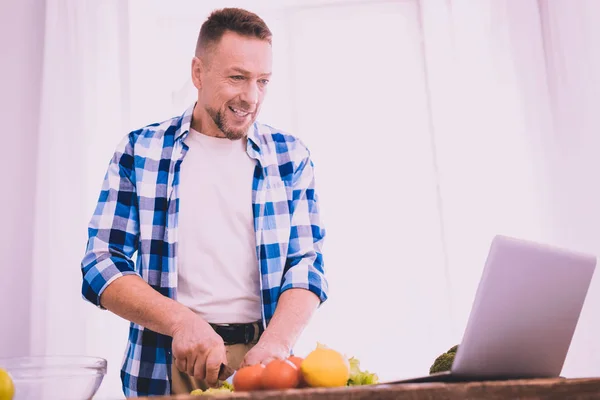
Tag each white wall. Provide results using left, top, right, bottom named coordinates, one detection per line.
left=0, top=0, right=45, bottom=358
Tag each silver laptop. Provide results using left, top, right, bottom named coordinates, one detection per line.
left=389, top=234, right=596, bottom=384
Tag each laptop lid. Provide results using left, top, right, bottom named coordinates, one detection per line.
left=451, top=235, right=596, bottom=379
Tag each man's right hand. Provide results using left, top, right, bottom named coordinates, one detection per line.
left=98, top=275, right=233, bottom=387
left=171, top=316, right=230, bottom=386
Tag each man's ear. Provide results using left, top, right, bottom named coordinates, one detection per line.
left=191, top=56, right=203, bottom=90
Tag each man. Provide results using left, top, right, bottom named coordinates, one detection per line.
left=80, top=7, right=328, bottom=397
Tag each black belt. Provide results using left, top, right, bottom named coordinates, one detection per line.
left=210, top=322, right=264, bottom=345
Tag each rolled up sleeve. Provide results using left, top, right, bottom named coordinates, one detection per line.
left=280, top=147, right=329, bottom=304
left=81, top=134, right=140, bottom=308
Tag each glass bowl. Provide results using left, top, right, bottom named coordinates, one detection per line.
left=0, top=356, right=107, bottom=400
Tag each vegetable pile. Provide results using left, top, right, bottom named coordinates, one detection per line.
left=191, top=343, right=379, bottom=395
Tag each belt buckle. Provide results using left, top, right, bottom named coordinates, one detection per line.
left=244, top=325, right=252, bottom=344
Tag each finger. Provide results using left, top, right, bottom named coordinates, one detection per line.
left=239, top=348, right=258, bottom=369
left=205, top=348, right=224, bottom=387
left=239, top=355, right=251, bottom=369
left=193, top=352, right=206, bottom=381
left=186, top=353, right=197, bottom=377
left=174, top=356, right=187, bottom=373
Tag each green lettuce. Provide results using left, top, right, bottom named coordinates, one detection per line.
left=347, top=357, right=379, bottom=386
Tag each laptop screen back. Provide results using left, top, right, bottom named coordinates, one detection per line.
left=452, top=235, right=596, bottom=379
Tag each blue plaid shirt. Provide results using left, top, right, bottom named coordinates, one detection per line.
left=80, top=104, right=328, bottom=397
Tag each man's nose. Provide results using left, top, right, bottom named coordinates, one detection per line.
left=240, top=82, right=259, bottom=107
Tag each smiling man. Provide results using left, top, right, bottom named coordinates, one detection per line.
left=80, top=8, right=328, bottom=398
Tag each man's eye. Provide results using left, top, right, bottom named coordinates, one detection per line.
left=231, top=75, right=245, bottom=80
left=259, top=79, right=269, bottom=86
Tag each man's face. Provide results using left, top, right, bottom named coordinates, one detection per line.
left=192, top=31, right=272, bottom=140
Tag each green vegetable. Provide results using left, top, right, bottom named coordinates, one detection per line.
left=429, top=345, right=459, bottom=374
left=347, top=357, right=379, bottom=386
left=190, top=381, right=234, bottom=396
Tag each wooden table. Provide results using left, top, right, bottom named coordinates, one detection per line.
left=142, top=378, right=600, bottom=399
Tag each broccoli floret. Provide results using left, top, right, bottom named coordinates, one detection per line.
left=429, top=345, right=459, bottom=374
left=429, top=353, right=454, bottom=374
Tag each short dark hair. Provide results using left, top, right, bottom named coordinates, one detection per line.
left=195, top=8, right=272, bottom=56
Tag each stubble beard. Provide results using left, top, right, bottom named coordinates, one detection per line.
left=206, top=106, right=251, bottom=141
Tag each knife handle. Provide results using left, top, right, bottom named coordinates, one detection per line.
left=218, top=363, right=235, bottom=381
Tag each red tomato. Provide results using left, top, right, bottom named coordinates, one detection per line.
left=287, top=356, right=307, bottom=387
left=287, top=356, right=303, bottom=370
left=261, top=359, right=300, bottom=390
left=233, top=364, right=265, bottom=392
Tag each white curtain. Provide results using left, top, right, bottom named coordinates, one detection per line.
left=537, top=0, right=600, bottom=376
left=28, top=0, right=600, bottom=398
left=30, top=1, right=130, bottom=399
left=420, top=0, right=557, bottom=340
left=0, top=0, right=44, bottom=360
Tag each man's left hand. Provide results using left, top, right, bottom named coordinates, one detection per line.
left=240, top=336, right=290, bottom=367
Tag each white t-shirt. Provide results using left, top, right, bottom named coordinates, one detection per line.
left=176, top=128, right=262, bottom=324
